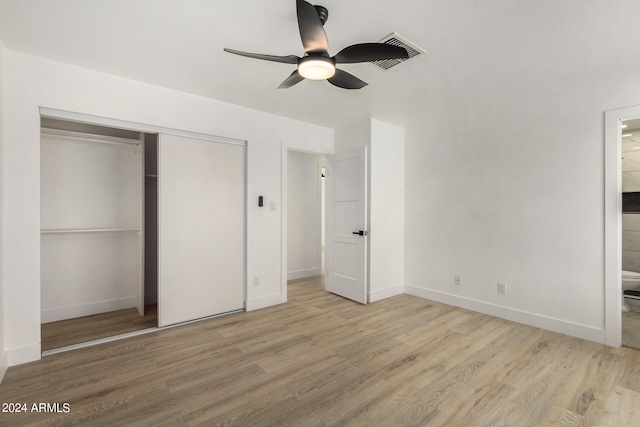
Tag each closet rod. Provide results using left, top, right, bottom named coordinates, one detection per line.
left=41, top=228, right=141, bottom=235
left=41, top=128, right=141, bottom=147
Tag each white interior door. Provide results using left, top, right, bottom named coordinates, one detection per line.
left=325, top=146, right=368, bottom=304
left=158, top=133, right=245, bottom=327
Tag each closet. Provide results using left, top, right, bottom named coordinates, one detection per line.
left=40, top=112, right=246, bottom=349
left=41, top=120, right=147, bottom=327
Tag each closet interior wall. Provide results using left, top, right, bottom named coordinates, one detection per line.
left=144, top=134, right=158, bottom=305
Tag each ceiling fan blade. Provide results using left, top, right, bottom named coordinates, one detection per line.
left=224, top=48, right=300, bottom=64
left=278, top=70, right=305, bottom=89
left=296, top=0, right=329, bottom=53
left=333, top=43, right=409, bottom=64
left=327, top=69, right=368, bottom=90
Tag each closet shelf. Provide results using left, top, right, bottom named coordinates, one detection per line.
left=41, top=128, right=141, bottom=147
left=41, top=228, right=141, bottom=235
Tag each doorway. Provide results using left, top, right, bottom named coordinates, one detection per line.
left=605, top=105, right=640, bottom=347
left=619, top=118, right=640, bottom=349
left=286, top=150, right=326, bottom=287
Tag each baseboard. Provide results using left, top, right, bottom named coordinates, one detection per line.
left=41, top=296, right=138, bottom=323
left=245, top=293, right=286, bottom=311
left=287, top=268, right=321, bottom=281
left=404, top=284, right=606, bottom=344
left=369, top=284, right=405, bottom=303
left=0, top=350, right=7, bottom=383
left=6, top=343, right=41, bottom=367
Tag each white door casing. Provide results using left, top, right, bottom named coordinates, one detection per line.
left=137, top=133, right=146, bottom=317
left=325, top=146, right=368, bottom=304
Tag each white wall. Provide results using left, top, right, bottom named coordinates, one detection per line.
left=403, top=44, right=640, bottom=344
left=287, top=150, right=324, bottom=280
left=335, top=120, right=371, bottom=152
left=370, top=120, right=405, bottom=301
left=0, top=36, right=7, bottom=381
left=335, top=119, right=405, bottom=302
left=2, top=49, right=333, bottom=366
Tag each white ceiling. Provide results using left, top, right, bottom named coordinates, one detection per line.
left=0, top=0, right=636, bottom=128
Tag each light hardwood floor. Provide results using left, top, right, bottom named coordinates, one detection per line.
left=41, top=305, right=158, bottom=351
left=2, top=277, right=640, bottom=426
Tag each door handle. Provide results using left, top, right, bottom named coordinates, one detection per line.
left=352, top=230, right=368, bottom=236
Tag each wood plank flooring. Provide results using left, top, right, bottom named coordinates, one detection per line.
left=2, top=277, right=640, bottom=426
left=41, top=305, right=158, bottom=351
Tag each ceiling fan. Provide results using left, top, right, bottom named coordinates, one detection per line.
left=224, top=0, right=409, bottom=89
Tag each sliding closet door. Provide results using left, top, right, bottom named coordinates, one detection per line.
left=158, top=134, right=245, bottom=327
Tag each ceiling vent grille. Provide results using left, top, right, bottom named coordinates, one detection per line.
left=371, top=33, right=424, bottom=70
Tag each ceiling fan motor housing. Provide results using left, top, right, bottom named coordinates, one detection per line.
left=314, top=5, right=328, bottom=25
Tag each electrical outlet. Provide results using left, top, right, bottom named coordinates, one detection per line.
left=498, top=283, right=506, bottom=295
left=253, top=276, right=260, bottom=287
left=455, top=275, right=461, bottom=286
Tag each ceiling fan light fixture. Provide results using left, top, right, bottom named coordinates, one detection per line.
left=298, top=56, right=335, bottom=80
left=224, top=1, right=410, bottom=89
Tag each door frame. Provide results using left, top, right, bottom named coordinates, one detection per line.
left=281, top=141, right=332, bottom=303
left=604, top=104, right=640, bottom=347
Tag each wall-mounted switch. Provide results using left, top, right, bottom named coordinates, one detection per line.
left=270, top=202, right=276, bottom=211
